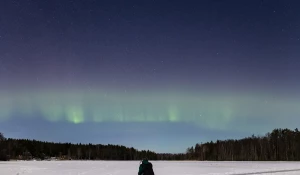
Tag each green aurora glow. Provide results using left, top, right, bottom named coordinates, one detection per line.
left=1, top=88, right=299, bottom=131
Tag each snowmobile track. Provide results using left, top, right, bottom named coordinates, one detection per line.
left=231, top=168, right=300, bottom=175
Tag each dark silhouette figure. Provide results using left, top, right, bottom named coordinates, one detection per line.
left=138, top=158, right=155, bottom=175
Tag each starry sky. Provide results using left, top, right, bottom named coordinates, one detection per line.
left=0, top=0, right=300, bottom=153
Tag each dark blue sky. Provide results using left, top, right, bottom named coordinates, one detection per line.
left=0, top=0, right=300, bottom=153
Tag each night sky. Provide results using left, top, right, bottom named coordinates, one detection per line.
left=0, top=0, right=300, bottom=153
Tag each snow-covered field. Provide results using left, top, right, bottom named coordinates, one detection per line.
left=1, top=161, right=300, bottom=175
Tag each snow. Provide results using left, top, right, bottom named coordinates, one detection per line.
left=1, top=161, right=300, bottom=175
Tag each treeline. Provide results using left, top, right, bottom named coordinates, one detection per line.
left=1, top=128, right=300, bottom=161
left=186, top=128, right=300, bottom=161
left=0, top=131, right=188, bottom=161
left=0, top=132, right=160, bottom=161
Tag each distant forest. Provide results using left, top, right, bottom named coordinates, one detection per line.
left=1, top=128, right=300, bottom=161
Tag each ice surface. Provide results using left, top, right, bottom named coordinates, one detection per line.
left=1, top=161, right=300, bottom=175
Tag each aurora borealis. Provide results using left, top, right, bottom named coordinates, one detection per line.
left=1, top=88, right=300, bottom=129
left=1, top=0, right=300, bottom=153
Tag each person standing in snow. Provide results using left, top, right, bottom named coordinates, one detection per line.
left=138, top=158, right=155, bottom=175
